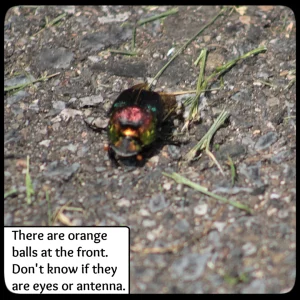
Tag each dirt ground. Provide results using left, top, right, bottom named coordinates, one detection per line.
left=4, top=6, right=295, bottom=293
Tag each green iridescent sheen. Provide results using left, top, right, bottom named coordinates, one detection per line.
left=108, top=122, right=119, bottom=144
left=138, top=117, right=157, bottom=146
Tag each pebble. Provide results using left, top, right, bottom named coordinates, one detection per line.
left=257, top=71, right=270, bottom=80
left=10, top=104, right=24, bottom=117
left=163, top=182, right=172, bottom=191
left=51, top=108, right=83, bottom=123
left=95, top=167, right=106, bottom=173
left=139, top=208, right=151, bottom=217
left=80, top=26, right=132, bottom=52
left=61, top=6, right=75, bottom=14
left=4, top=212, right=14, bottom=226
left=194, top=203, right=208, bottom=216
left=29, top=100, right=39, bottom=112
left=43, top=161, right=80, bottom=181
left=142, top=219, right=156, bottom=227
left=79, top=94, right=104, bottom=107
left=61, top=143, right=78, bottom=153
left=241, top=279, right=266, bottom=294
left=88, top=56, right=101, bottom=63
left=255, top=132, right=278, bottom=151
left=116, top=198, right=131, bottom=207
left=148, top=193, right=169, bottom=213
left=6, top=90, right=30, bottom=105
left=213, top=222, right=227, bottom=232
left=85, top=117, right=109, bottom=129
left=277, top=210, right=289, bottom=219
left=242, top=242, right=257, bottom=256
left=5, top=74, right=35, bottom=87
left=270, top=193, right=280, bottom=200
left=167, top=145, right=181, bottom=160
left=271, top=149, right=292, bottom=164
left=171, top=253, right=211, bottom=281
left=231, top=89, right=251, bottom=103
left=216, top=143, right=246, bottom=160
left=37, top=47, right=74, bottom=70
left=39, top=140, right=51, bottom=147
left=207, top=231, right=221, bottom=248
left=97, top=12, right=130, bottom=24
left=239, top=163, right=262, bottom=185
left=267, top=97, right=280, bottom=107
left=53, top=100, right=66, bottom=110
left=174, top=219, right=190, bottom=233
left=72, top=218, right=83, bottom=226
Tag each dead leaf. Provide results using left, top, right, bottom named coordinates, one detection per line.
left=16, top=159, right=27, bottom=169
left=286, top=21, right=294, bottom=32
left=279, top=70, right=289, bottom=77
left=258, top=6, right=274, bottom=12
left=239, top=15, right=251, bottom=25
left=235, top=6, right=248, bottom=15
left=286, top=21, right=294, bottom=38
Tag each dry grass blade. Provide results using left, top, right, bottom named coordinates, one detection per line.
left=185, top=109, right=230, bottom=175
left=227, top=156, right=237, bottom=186
left=46, top=190, right=52, bottom=226
left=4, top=188, right=18, bottom=199
left=137, top=7, right=178, bottom=26
left=33, top=13, right=67, bottom=36
left=149, top=7, right=227, bottom=88
left=26, top=156, right=34, bottom=205
left=109, top=49, right=137, bottom=56
left=182, top=48, right=208, bottom=129
left=163, top=172, right=252, bottom=214
left=5, top=72, right=60, bottom=93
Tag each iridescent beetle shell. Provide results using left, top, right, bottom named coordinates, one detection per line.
left=107, top=84, right=164, bottom=158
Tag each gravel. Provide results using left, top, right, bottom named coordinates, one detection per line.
left=4, top=5, right=295, bottom=294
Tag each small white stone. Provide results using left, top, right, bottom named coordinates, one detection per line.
left=213, top=221, right=226, bottom=232
left=139, top=208, right=151, bottom=217
left=242, top=242, right=257, bottom=256
left=278, top=210, right=289, bottom=219
left=167, top=47, right=175, bottom=57
left=39, top=139, right=51, bottom=147
left=194, top=203, right=208, bottom=216
left=142, top=219, right=156, bottom=227
left=270, top=193, right=280, bottom=199
left=148, top=155, right=159, bottom=164
left=117, top=198, right=131, bottom=207
left=163, top=182, right=172, bottom=191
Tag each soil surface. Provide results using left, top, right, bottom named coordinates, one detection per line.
left=4, top=6, right=295, bottom=293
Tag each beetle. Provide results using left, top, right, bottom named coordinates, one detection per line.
left=105, top=83, right=177, bottom=163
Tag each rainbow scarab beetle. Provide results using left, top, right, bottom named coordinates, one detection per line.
left=105, top=83, right=177, bottom=162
